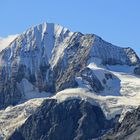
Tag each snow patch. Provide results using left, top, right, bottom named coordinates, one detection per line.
left=17, top=79, right=51, bottom=101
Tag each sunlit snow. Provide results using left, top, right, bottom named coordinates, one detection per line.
left=0, top=35, right=18, bottom=52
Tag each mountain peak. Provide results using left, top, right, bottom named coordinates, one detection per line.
left=23, top=22, right=73, bottom=38
left=0, top=22, right=140, bottom=140
left=0, top=22, right=139, bottom=108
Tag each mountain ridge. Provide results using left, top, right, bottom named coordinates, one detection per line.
left=0, top=22, right=140, bottom=139
left=0, top=22, right=139, bottom=107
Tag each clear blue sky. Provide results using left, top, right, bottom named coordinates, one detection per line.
left=0, top=0, right=140, bottom=56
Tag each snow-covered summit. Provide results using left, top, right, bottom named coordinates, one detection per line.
left=0, top=22, right=139, bottom=108
left=2, top=22, right=139, bottom=69
left=0, top=22, right=140, bottom=139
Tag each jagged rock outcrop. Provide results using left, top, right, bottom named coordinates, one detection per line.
left=8, top=99, right=114, bottom=140
left=80, top=67, right=104, bottom=92
left=134, top=66, right=140, bottom=75
left=101, top=106, right=140, bottom=140
left=0, top=22, right=139, bottom=107
left=54, top=33, right=95, bottom=91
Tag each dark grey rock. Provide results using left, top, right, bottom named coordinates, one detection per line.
left=54, top=33, right=94, bottom=92
left=0, top=81, right=22, bottom=109
left=134, top=66, right=140, bottom=75
left=80, top=67, right=104, bottom=92
left=101, top=106, right=140, bottom=140
left=8, top=99, right=114, bottom=140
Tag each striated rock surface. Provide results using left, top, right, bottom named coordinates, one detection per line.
left=90, top=36, right=139, bottom=66
left=101, top=106, right=140, bottom=140
left=8, top=99, right=114, bottom=140
left=0, top=98, right=46, bottom=140
left=0, top=22, right=139, bottom=107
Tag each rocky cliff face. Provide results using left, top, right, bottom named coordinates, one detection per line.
left=90, top=36, right=139, bottom=66
left=0, top=22, right=139, bottom=108
left=101, top=106, right=140, bottom=140
left=8, top=99, right=114, bottom=140
left=0, top=22, right=140, bottom=140
left=134, top=66, right=140, bottom=75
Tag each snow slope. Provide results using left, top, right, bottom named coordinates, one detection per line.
left=0, top=35, right=18, bottom=52
left=18, top=78, right=51, bottom=101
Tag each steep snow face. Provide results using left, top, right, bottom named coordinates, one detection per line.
left=4, top=22, right=73, bottom=72
left=89, top=36, right=140, bottom=66
left=107, top=65, right=140, bottom=96
left=0, top=35, right=18, bottom=52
